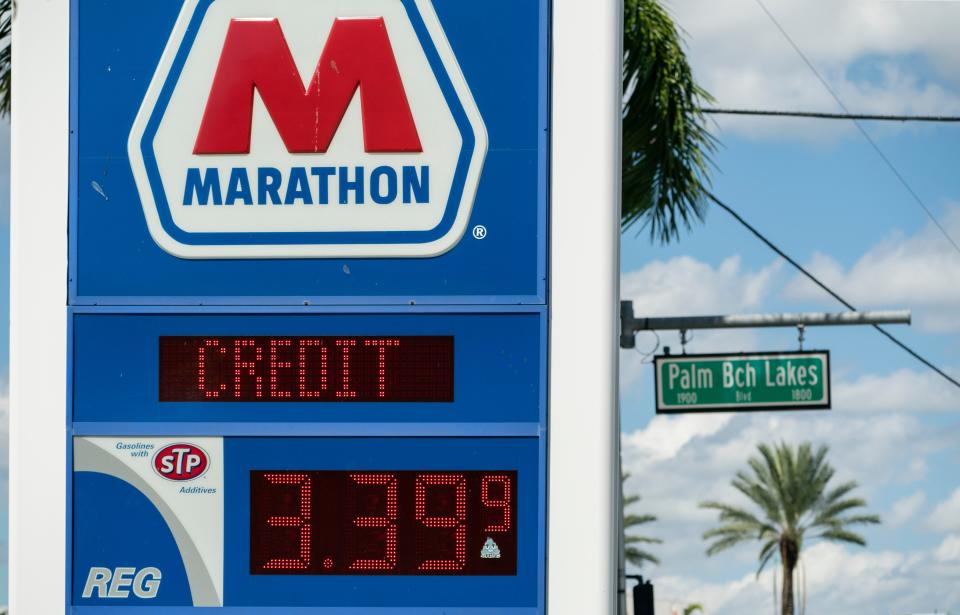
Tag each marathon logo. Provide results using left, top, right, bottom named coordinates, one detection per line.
left=186, top=17, right=427, bottom=209
left=130, top=0, right=487, bottom=258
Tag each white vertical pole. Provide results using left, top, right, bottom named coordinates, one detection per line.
left=549, top=0, right=622, bottom=613
left=9, top=0, right=70, bottom=612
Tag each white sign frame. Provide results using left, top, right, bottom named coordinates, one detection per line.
left=10, top=1, right=623, bottom=613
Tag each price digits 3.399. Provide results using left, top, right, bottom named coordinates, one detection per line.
left=250, top=470, right=518, bottom=576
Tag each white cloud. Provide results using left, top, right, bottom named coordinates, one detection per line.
left=834, top=368, right=960, bottom=412
left=620, top=256, right=781, bottom=390
left=927, top=488, right=960, bottom=533
left=935, top=534, right=960, bottom=563
left=622, top=255, right=782, bottom=317
left=668, top=0, right=960, bottom=140
left=887, top=491, right=927, bottom=527
left=784, top=206, right=960, bottom=332
left=621, top=344, right=653, bottom=398
left=624, top=411, right=945, bottom=496
left=784, top=542, right=959, bottom=614
left=650, top=570, right=772, bottom=615
left=623, top=414, right=732, bottom=464
left=651, top=542, right=960, bottom=614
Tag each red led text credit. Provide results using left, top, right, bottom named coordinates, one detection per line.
left=159, top=336, right=453, bottom=402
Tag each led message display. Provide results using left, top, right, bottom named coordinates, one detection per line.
left=160, top=336, right=454, bottom=402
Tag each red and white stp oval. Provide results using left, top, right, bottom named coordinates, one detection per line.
left=153, top=443, right=210, bottom=481
left=128, top=0, right=487, bottom=259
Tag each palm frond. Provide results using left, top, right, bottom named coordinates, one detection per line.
left=821, top=481, right=858, bottom=506
left=810, top=497, right=869, bottom=526
left=625, top=513, right=658, bottom=527
left=812, top=529, right=869, bottom=546
left=702, top=523, right=762, bottom=541
left=704, top=532, right=754, bottom=556
left=755, top=444, right=790, bottom=518
left=731, top=472, right=782, bottom=524
left=700, top=500, right=752, bottom=516
left=829, top=514, right=881, bottom=527
left=622, top=479, right=660, bottom=567
left=772, top=443, right=803, bottom=529
left=756, top=537, right=779, bottom=578
left=626, top=535, right=664, bottom=545
left=622, top=0, right=715, bottom=242
left=626, top=545, right=661, bottom=567
left=700, top=502, right=778, bottom=538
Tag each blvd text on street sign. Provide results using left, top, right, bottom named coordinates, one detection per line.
left=654, top=351, right=831, bottom=414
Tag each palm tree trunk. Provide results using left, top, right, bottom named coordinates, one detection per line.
left=779, top=538, right=798, bottom=615
left=780, top=559, right=795, bottom=615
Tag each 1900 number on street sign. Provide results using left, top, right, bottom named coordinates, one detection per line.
left=654, top=351, right=830, bottom=414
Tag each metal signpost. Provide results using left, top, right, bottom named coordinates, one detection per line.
left=620, top=302, right=911, bottom=416
left=654, top=352, right=831, bottom=414
left=11, top=1, right=622, bottom=613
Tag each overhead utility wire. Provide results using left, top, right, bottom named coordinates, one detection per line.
left=753, top=0, right=960, bottom=257
left=707, top=191, right=960, bottom=391
left=703, top=108, right=960, bottom=123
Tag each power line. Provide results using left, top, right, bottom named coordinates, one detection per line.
left=703, top=108, right=960, bottom=123
left=753, top=0, right=960, bottom=258
left=707, top=190, right=960, bottom=391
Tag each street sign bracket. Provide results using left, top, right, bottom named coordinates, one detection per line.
left=619, top=300, right=911, bottom=349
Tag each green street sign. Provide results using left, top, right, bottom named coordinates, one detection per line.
left=654, top=351, right=831, bottom=414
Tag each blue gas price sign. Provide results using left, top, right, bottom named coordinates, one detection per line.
left=67, top=0, right=549, bottom=612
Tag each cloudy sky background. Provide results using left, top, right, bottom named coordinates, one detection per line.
left=621, top=1, right=960, bottom=613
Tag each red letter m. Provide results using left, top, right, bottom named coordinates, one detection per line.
left=194, top=18, right=422, bottom=155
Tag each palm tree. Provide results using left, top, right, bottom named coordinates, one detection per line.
left=623, top=474, right=662, bottom=567
left=699, top=442, right=880, bottom=615
left=623, top=0, right=716, bottom=241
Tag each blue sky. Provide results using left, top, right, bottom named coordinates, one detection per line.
left=2, top=0, right=960, bottom=611
left=621, top=1, right=960, bottom=613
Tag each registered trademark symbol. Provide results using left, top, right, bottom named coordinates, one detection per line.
left=472, top=225, right=487, bottom=240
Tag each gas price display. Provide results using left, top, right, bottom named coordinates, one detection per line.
left=250, top=471, right=517, bottom=576
left=160, top=336, right=454, bottom=402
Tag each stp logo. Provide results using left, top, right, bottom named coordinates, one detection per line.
left=153, top=444, right=209, bottom=481
left=129, top=0, right=487, bottom=259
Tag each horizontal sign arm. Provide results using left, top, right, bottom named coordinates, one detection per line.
left=620, top=301, right=910, bottom=348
